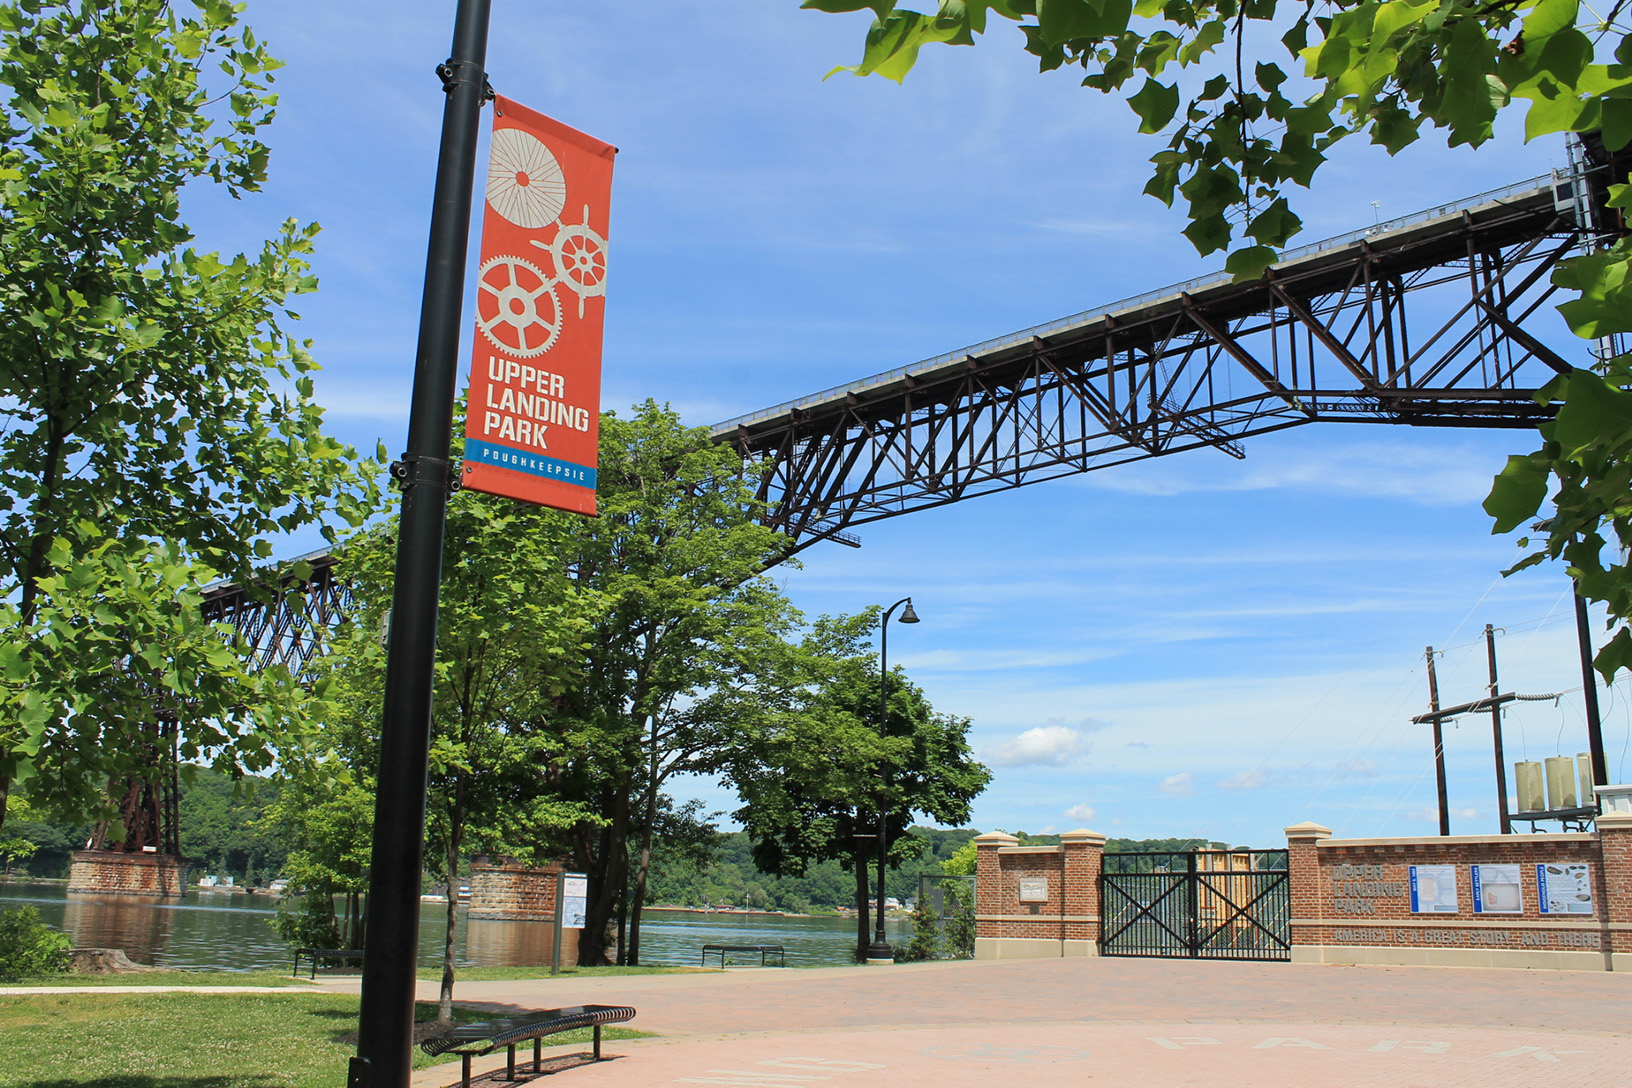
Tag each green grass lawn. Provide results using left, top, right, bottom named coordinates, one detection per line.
left=0, top=992, right=651, bottom=1088
left=0, top=971, right=314, bottom=989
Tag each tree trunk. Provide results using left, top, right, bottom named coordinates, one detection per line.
left=577, top=787, right=629, bottom=966
left=628, top=714, right=662, bottom=966
left=439, top=823, right=461, bottom=1024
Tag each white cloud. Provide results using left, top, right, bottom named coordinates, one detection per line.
left=984, top=725, right=1092, bottom=767
left=1063, top=803, right=1097, bottom=822
left=1217, top=770, right=1269, bottom=791
left=1337, top=760, right=1378, bottom=778
left=1036, top=825, right=1059, bottom=835
left=1159, top=772, right=1194, bottom=796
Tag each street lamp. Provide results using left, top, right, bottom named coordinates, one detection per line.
left=868, top=596, right=918, bottom=964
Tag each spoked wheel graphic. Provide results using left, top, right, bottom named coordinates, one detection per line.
left=477, top=255, right=562, bottom=358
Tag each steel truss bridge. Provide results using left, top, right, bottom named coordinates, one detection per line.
left=714, top=165, right=1622, bottom=552
left=197, top=549, right=351, bottom=676
left=194, top=162, right=1625, bottom=660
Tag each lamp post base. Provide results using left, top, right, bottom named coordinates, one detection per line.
left=865, top=941, right=895, bottom=965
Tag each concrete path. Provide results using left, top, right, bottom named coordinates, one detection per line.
left=366, top=957, right=1632, bottom=1088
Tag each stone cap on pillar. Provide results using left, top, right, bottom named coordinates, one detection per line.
left=1595, top=811, right=1632, bottom=832
left=1284, top=821, right=1333, bottom=842
left=1058, top=828, right=1107, bottom=846
left=973, top=831, right=1020, bottom=848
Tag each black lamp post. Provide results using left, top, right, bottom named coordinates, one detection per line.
left=867, top=596, right=918, bottom=963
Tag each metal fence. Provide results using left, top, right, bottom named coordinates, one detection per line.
left=1099, top=849, right=1290, bottom=961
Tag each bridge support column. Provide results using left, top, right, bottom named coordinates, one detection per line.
left=67, top=851, right=188, bottom=899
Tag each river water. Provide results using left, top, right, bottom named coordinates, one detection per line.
left=0, top=883, right=908, bottom=971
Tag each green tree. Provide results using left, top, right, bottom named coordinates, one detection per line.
left=0, top=0, right=373, bottom=831
left=710, top=611, right=992, bottom=961
left=317, top=475, right=593, bottom=1021
left=262, top=768, right=373, bottom=952
left=802, top=1, right=1632, bottom=676
left=541, top=400, right=793, bottom=966
left=177, top=767, right=286, bottom=884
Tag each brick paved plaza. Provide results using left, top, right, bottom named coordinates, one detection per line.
left=317, top=955, right=1632, bottom=1088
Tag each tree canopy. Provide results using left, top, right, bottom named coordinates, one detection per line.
left=0, top=0, right=374, bottom=830
left=803, top=0, right=1632, bottom=677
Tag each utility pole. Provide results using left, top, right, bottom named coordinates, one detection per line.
left=351, top=2, right=491, bottom=1085
left=1485, top=625, right=1512, bottom=835
left=1574, top=591, right=1609, bottom=791
left=1426, top=646, right=1450, bottom=836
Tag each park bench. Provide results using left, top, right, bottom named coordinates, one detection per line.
left=291, top=947, right=364, bottom=979
left=420, top=1004, right=637, bottom=1088
left=700, top=943, right=785, bottom=968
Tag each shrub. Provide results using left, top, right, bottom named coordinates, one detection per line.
left=899, top=897, right=941, bottom=962
left=942, top=880, right=975, bottom=959
left=270, top=893, right=342, bottom=951
left=0, top=906, right=70, bottom=981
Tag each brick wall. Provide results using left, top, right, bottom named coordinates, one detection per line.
left=973, top=829, right=1104, bottom=958
left=67, top=851, right=188, bottom=899
left=468, top=858, right=561, bottom=921
left=1285, top=821, right=1626, bottom=970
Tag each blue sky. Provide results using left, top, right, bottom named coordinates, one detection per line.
left=188, top=1, right=1629, bottom=848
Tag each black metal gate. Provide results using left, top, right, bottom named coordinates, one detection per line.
left=1099, top=849, right=1290, bottom=960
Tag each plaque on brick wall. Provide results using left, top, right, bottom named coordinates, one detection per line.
left=1408, top=864, right=1458, bottom=913
left=1018, top=877, right=1048, bottom=902
left=1536, top=862, right=1593, bottom=915
left=1471, top=864, right=1522, bottom=914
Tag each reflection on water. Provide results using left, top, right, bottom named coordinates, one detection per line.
left=1, top=883, right=907, bottom=972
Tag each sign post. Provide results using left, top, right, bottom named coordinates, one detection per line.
left=352, top=2, right=491, bottom=1086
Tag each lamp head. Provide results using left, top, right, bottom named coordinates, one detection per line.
left=899, top=599, right=920, bottom=624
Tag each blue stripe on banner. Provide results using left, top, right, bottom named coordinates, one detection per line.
left=466, top=439, right=597, bottom=489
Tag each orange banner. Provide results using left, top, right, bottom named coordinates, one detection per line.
left=461, top=97, right=615, bottom=515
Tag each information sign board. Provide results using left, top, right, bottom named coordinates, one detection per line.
left=562, top=873, right=588, bottom=928
left=1471, top=864, right=1522, bottom=913
left=1408, top=864, right=1459, bottom=913
left=1536, top=863, right=1594, bottom=915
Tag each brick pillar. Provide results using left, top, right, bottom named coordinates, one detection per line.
left=1059, top=828, right=1105, bottom=957
left=972, top=831, right=1017, bottom=960
left=1596, top=812, right=1632, bottom=970
left=1284, top=821, right=1331, bottom=965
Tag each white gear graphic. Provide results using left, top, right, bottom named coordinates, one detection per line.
left=486, top=128, right=567, bottom=228
left=476, top=255, right=561, bottom=357
left=529, top=204, right=607, bottom=319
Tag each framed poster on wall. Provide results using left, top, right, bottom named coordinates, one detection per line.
left=1409, top=865, right=1458, bottom=913
left=1471, top=864, right=1522, bottom=913
left=1536, top=863, right=1594, bottom=915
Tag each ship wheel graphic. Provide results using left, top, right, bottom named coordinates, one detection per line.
left=476, top=255, right=561, bottom=357
left=531, top=205, right=607, bottom=319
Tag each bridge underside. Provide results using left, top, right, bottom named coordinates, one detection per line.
left=715, top=176, right=1602, bottom=551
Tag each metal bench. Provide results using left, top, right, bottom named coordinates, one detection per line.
left=700, top=943, right=785, bottom=968
left=420, top=1004, right=636, bottom=1088
left=291, top=947, right=364, bottom=979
